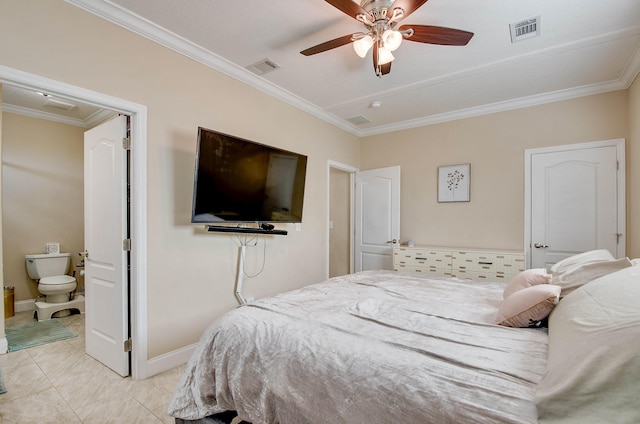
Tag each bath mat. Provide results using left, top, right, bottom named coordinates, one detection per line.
left=5, top=319, right=77, bottom=352
left=0, top=365, right=6, bottom=394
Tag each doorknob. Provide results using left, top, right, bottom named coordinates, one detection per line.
left=533, top=243, right=549, bottom=248
left=386, top=239, right=398, bottom=244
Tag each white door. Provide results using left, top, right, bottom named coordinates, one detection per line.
left=527, top=140, right=625, bottom=269
left=84, top=115, right=130, bottom=377
left=355, top=166, right=400, bottom=271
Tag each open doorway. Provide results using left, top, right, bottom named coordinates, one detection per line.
left=0, top=66, right=149, bottom=379
left=327, top=161, right=357, bottom=278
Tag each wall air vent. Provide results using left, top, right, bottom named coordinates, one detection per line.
left=347, top=115, right=371, bottom=126
left=246, top=58, right=281, bottom=75
left=510, top=16, right=540, bottom=43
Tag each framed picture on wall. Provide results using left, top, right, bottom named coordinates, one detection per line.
left=438, top=163, right=470, bottom=202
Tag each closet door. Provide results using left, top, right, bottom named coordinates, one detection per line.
left=354, top=166, right=400, bottom=272
left=527, top=140, right=624, bottom=269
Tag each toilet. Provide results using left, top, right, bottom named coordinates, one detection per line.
left=25, top=252, right=85, bottom=321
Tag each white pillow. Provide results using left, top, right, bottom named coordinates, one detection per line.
left=555, top=257, right=632, bottom=298
left=495, top=284, right=560, bottom=328
left=549, top=249, right=614, bottom=278
left=503, top=268, right=550, bottom=299
left=536, top=266, right=640, bottom=423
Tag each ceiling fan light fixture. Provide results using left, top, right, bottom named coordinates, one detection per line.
left=353, top=34, right=374, bottom=58
left=378, top=48, right=394, bottom=65
left=382, top=29, right=402, bottom=51
left=301, top=0, right=474, bottom=77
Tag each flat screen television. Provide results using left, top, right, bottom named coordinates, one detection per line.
left=191, top=127, right=308, bottom=224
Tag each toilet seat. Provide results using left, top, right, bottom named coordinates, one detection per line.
left=38, top=275, right=77, bottom=295
left=39, top=275, right=76, bottom=286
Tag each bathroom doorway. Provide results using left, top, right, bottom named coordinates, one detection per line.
left=0, top=66, right=149, bottom=379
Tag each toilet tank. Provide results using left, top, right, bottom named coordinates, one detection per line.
left=25, top=253, right=71, bottom=279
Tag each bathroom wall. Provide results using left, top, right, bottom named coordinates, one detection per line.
left=1, top=112, right=85, bottom=303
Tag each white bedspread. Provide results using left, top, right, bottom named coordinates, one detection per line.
left=168, top=271, right=548, bottom=423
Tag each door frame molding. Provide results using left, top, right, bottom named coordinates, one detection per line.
left=327, top=160, right=358, bottom=279
left=0, top=65, right=149, bottom=379
left=524, top=138, right=625, bottom=268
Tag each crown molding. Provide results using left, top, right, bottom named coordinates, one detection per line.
left=65, top=0, right=640, bottom=138
left=65, top=0, right=359, bottom=134
left=2, top=102, right=117, bottom=128
left=357, top=78, right=629, bottom=136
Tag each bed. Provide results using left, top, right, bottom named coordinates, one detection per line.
left=168, top=252, right=640, bottom=424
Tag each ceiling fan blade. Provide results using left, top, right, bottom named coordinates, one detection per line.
left=399, top=25, right=474, bottom=46
left=325, top=0, right=369, bottom=20
left=300, top=34, right=355, bottom=56
left=389, top=0, right=429, bottom=20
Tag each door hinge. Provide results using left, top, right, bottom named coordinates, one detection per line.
left=124, top=338, right=132, bottom=352
left=123, top=238, right=131, bottom=251
left=616, top=233, right=623, bottom=244
left=122, top=137, right=131, bottom=150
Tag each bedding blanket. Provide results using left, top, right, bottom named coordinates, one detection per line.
left=168, top=271, right=548, bottom=424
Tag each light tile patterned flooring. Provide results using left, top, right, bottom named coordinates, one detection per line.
left=0, top=311, right=184, bottom=423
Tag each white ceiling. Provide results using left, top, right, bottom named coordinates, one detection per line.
left=11, top=0, right=640, bottom=135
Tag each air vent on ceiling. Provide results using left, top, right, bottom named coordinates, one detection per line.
left=44, top=97, right=77, bottom=111
left=246, top=58, right=281, bottom=75
left=347, top=115, right=371, bottom=126
left=510, top=16, right=540, bottom=43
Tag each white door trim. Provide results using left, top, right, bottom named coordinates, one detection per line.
left=0, top=65, right=149, bottom=379
left=327, top=160, right=358, bottom=279
left=524, top=138, right=625, bottom=268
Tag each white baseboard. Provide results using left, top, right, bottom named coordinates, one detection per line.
left=144, top=342, right=197, bottom=378
left=15, top=299, right=36, bottom=313
left=0, top=337, right=7, bottom=354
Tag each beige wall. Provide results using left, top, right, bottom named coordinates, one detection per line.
left=629, top=74, right=640, bottom=258
left=1, top=112, right=85, bottom=302
left=0, top=0, right=361, bottom=358
left=360, top=91, right=631, bottom=252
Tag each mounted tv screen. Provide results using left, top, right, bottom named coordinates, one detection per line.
left=191, top=127, right=307, bottom=224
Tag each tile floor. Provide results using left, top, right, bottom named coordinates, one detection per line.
left=0, top=311, right=184, bottom=423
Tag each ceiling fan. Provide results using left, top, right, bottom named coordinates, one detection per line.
left=301, top=0, right=474, bottom=77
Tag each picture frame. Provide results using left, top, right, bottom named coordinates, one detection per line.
left=438, top=163, right=470, bottom=203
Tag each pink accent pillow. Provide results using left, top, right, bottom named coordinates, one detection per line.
left=496, top=284, right=561, bottom=327
left=503, top=268, right=551, bottom=299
